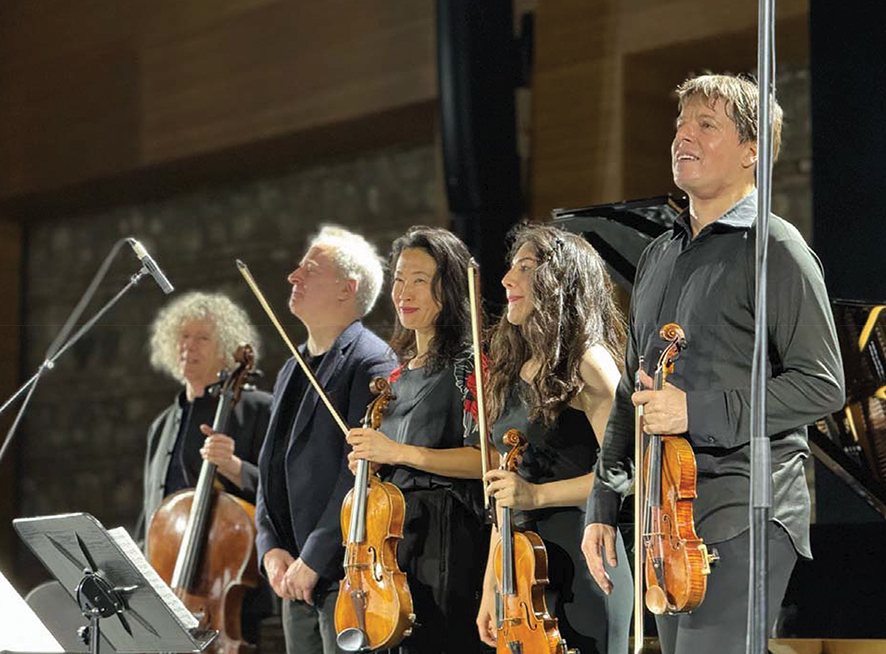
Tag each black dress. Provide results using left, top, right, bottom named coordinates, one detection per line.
left=379, top=356, right=487, bottom=654
left=491, top=383, right=632, bottom=654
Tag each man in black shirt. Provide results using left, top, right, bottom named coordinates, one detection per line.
left=255, top=226, right=395, bottom=654
left=581, top=74, right=845, bottom=653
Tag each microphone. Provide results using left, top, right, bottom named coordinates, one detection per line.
left=127, top=238, right=175, bottom=294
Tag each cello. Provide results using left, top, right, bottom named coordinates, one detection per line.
left=335, top=377, right=415, bottom=652
left=639, top=323, right=718, bottom=616
left=235, top=259, right=414, bottom=653
left=147, top=344, right=260, bottom=654
left=493, top=429, right=577, bottom=654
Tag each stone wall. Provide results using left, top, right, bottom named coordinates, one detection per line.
left=772, top=68, right=813, bottom=242
left=14, top=143, right=440, bottom=585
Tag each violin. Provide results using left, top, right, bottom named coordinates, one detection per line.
left=334, top=378, right=415, bottom=652
left=147, top=344, right=259, bottom=654
left=640, top=323, right=718, bottom=615
left=493, top=429, right=576, bottom=654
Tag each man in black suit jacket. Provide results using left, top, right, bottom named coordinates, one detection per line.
left=256, top=226, right=395, bottom=654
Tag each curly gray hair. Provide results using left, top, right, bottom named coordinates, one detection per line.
left=308, top=225, right=385, bottom=317
left=149, top=291, right=260, bottom=384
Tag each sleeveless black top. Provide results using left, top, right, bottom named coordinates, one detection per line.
left=491, top=382, right=598, bottom=525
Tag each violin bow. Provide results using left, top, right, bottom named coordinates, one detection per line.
left=467, top=259, right=497, bottom=522
left=633, top=355, right=646, bottom=654
left=236, top=259, right=350, bottom=437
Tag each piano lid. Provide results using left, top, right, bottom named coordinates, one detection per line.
left=551, top=194, right=687, bottom=291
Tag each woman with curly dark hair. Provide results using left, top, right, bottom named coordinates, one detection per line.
left=347, top=226, right=486, bottom=654
left=476, top=224, right=633, bottom=654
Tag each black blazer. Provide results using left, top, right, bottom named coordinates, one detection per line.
left=255, top=321, right=396, bottom=581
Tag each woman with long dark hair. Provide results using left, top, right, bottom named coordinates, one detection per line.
left=476, top=224, right=633, bottom=653
left=346, top=226, right=486, bottom=654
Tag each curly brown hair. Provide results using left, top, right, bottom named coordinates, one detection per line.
left=486, top=224, right=626, bottom=426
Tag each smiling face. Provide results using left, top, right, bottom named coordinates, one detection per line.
left=287, top=244, right=348, bottom=322
left=671, top=95, right=757, bottom=202
left=501, top=242, right=538, bottom=326
left=177, top=318, right=225, bottom=388
left=391, top=247, right=441, bottom=335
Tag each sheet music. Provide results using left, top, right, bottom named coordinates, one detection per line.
left=108, top=527, right=198, bottom=630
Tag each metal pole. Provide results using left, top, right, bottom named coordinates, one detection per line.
left=748, top=0, right=776, bottom=652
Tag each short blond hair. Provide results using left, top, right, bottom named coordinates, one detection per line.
left=149, top=291, right=259, bottom=384
left=676, top=73, right=783, bottom=160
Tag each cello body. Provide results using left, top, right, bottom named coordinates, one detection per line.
left=147, top=491, right=258, bottom=654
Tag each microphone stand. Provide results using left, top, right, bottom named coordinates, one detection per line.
left=0, top=266, right=152, bottom=466
left=748, top=0, right=776, bottom=652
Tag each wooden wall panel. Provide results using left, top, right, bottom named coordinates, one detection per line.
left=0, top=0, right=435, bottom=205
left=531, top=0, right=810, bottom=217
left=139, top=0, right=435, bottom=162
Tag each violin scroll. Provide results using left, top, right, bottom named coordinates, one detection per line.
left=501, top=429, right=527, bottom=473
left=362, top=378, right=394, bottom=430
left=656, top=323, right=686, bottom=380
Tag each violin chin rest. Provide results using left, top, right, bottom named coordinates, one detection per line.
left=645, top=585, right=669, bottom=615
left=336, top=627, right=369, bottom=652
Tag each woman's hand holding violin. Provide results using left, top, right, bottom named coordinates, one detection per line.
left=347, top=427, right=403, bottom=467
left=347, top=450, right=381, bottom=476
left=484, top=468, right=539, bottom=510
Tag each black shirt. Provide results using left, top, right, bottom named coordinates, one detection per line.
left=586, top=190, right=845, bottom=558
left=380, top=353, right=483, bottom=519
left=493, top=382, right=597, bottom=527
left=165, top=392, right=221, bottom=495
left=266, top=351, right=325, bottom=556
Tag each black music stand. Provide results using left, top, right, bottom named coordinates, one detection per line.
left=551, top=194, right=686, bottom=291
left=14, top=514, right=216, bottom=654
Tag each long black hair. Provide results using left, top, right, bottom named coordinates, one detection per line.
left=388, top=226, right=475, bottom=373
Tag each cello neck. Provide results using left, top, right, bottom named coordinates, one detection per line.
left=170, top=389, right=236, bottom=590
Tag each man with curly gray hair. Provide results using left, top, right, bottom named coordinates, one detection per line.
left=255, top=225, right=395, bottom=654
left=141, top=291, right=275, bottom=642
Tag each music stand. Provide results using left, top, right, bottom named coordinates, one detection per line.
left=14, top=514, right=216, bottom=654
